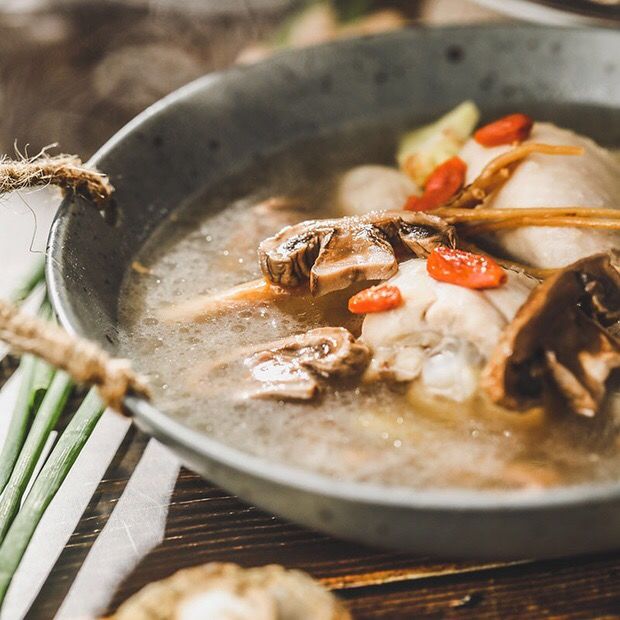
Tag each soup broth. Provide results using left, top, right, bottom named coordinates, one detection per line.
left=118, top=124, right=620, bottom=491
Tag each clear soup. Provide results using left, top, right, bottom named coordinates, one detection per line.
left=118, top=123, right=620, bottom=491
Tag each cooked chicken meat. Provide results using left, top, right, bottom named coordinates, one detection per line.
left=337, top=165, right=419, bottom=216
left=245, top=327, right=370, bottom=400
left=482, top=252, right=620, bottom=417
left=361, top=259, right=537, bottom=401
left=459, top=123, right=620, bottom=268
left=258, top=211, right=455, bottom=295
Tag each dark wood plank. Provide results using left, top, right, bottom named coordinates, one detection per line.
left=24, top=425, right=620, bottom=619
left=340, top=554, right=620, bottom=619
left=28, top=433, right=517, bottom=618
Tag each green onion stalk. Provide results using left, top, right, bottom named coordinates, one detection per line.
left=0, top=259, right=106, bottom=604
left=0, top=355, right=40, bottom=495
left=0, top=390, right=104, bottom=601
left=0, top=258, right=50, bottom=491
left=29, top=303, right=55, bottom=411
left=0, top=370, right=73, bottom=544
left=0, top=303, right=55, bottom=494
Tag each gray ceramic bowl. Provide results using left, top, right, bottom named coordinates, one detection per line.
left=47, top=25, right=620, bottom=559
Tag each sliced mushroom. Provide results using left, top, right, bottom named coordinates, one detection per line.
left=258, top=211, right=455, bottom=295
left=245, top=327, right=370, bottom=400
left=482, top=252, right=620, bottom=416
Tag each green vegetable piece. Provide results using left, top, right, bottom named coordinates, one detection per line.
left=397, top=100, right=480, bottom=187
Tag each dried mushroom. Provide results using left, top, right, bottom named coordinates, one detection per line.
left=246, top=327, right=370, bottom=400
left=110, top=562, right=350, bottom=620
left=482, top=252, right=620, bottom=416
left=258, top=211, right=455, bottom=295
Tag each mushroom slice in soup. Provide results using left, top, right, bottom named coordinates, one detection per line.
left=310, top=225, right=397, bottom=296
left=482, top=252, right=620, bottom=417
left=360, top=259, right=537, bottom=402
left=258, top=211, right=455, bottom=296
left=245, top=327, right=370, bottom=400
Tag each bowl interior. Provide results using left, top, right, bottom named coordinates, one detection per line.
left=47, top=24, right=620, bottom=510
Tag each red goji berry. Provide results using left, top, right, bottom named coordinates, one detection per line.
left=348, top=285, right=403, bottom=314
left=405, top=156, right=467, bottom=212
left=427, top=246, right=506, bottom=289
left=474, top=113, right=534, bottom=147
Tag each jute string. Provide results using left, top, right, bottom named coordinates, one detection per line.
left=0, top=152, right=114, bottom=205
left=0, top=300, right=150, bottom=411
left=0, top=152, right=149, bottom=413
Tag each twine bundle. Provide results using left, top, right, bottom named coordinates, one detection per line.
left=0, top=151, right=148, bottom=412
left=0, top=300, right=149, bottom=411
left=0, top=151, right=114, bottom=206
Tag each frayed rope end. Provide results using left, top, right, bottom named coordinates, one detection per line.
left=0, top=150, right=114, bottom=206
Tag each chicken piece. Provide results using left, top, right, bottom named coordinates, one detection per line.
left=361, top=259, right=536, bottom=401
left=258, top=211, right=455, bottom=296
left=337, top=165, right=419, bottom=216
left=111, top=562, right=350, bottom=620
left=482, top=252, right=620, bottom=417
left=459, top=122, right=620, bottom=268
left=245, top=327, right=370, bottom=400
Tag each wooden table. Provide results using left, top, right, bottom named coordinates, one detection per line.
left=0, top=4, right=618, bottom=617
left=9, top=407, right=619, bottom=619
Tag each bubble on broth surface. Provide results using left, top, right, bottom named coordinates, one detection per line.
left=118, top=121, right=620, bottom=491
